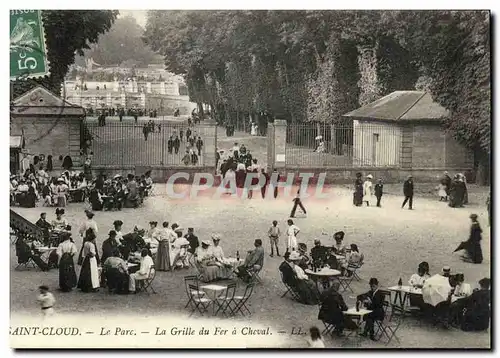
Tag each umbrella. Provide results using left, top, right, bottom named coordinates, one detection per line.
left=422, top=274, right=452, bottom=306
left=454, top=241, right=469, bottom=253
left=315, top=135, right=323, bottom=140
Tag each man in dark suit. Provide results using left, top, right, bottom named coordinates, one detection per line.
left=310, top=239, right=328, bottom=269
left=318, top=281, right=355, bottom=336
left=184, top=228, right=199, bottom=255
left=401, top=175, right=414, bottom=210
left=357, top=278, right=385, bottom=340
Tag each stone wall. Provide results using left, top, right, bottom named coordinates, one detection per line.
left=11, top=117, right=82, bottom=168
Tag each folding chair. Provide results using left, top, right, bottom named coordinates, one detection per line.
left=184, top=275, right=207, bottom=309
left=215, top=282, right=237, bottom=316
left=231, top=283, right=255, bottom=316
left=15, top=256, right=37, bottom=270
left=321, top=320, right=337, bottom=338
left=187, top=284, right=212, bottom=316
left=375, top=301, right=402, bottom=345
left=249, top=265, right=262, bottom=283
left=346, top=259, right=364, bottom=281
left=137, top=267, right=157, bottom=294
left=337, top=273, right=354, bottom=293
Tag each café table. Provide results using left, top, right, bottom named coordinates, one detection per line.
left=343, top=307, right=373, bottom=341
left=221, top=257, right=240, bottom=278
left=305, top=268, right=341, bottom=291
left=388, top=285, right=423, bottom=317
left=200, top=284, right=227, bottom=315
left=127, top=262, right=139, bottom=274
left=35, top=246, right=58, bottom=264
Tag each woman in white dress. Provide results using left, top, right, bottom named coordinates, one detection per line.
left=362, top=174, right=373, bottom=206
left=145, top=221, right=160, bottom=256
left=56, top=178, right=69, bottom=207
left=286, top=219, right=300, bottom=252
left=211, top=234, right=233, bottom=279
left=113, top=220, right=124, bottom=246
left=251, top=123, right=257, bottom=136
left=77, top=230, right=100, bottom=292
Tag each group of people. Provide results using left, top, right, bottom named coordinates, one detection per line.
left=437, top=171, right=469, bottom=208
left=353, top=173, right=385, bottom=208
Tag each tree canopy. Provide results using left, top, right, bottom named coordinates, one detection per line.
left=144, top=10, right=490, bottom=168
left=76, top=15, right=160, bottom=68
left=11, top=10, right=118, bottom=98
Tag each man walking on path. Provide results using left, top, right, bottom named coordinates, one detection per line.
left=290, top=188, right=307, bottom=218
left=402, top=175, right=414, bottom=210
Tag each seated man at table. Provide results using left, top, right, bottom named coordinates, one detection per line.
left=287, top=251, right=319, bottom=305
left=36, top=212, right=52, bottom=245
left=129, top=249, right=155, bottom=293
left=357, top=278, right=385, bottom=340
left=103, top=249, right=130, bottom=294
left=460, top=278, right=490, bottom=332
left=236, top=239, right=264, bottom=283
left=318, top=281, right=356, bottom=336
left=310, top=239, right=328, bottom=269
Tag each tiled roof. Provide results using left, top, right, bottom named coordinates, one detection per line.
left=343, top=91, right=449, bottom=122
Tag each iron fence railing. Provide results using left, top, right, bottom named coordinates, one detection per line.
left=84, top=121, right=217, bottom=168
left=285, top=123, right=403, bottom=168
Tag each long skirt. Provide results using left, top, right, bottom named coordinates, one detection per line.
left=198, top=263, right=219, bottom=282
left=287, top=236, right=298, bottom=251
left=296, top=279, right=319, bottom=305
left=466, top=241, right=483, bottom=264
left=77, top=256, right=100, bottom=292
left=59, top=253, right=77, bottom=292
left=353, top=188, right=363, bottom=206
left=155, top=240, right=171, bottom=271
left=105, top=268, right=129, bottom=294
left=57, top=195, right=67, bottom=207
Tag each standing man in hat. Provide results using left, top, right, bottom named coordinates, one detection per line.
left=402, top=175, right=414, bottom=210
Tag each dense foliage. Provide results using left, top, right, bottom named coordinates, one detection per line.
left=11, top=10, right=118, bottom=98
left=75, top=15, right=160, bottom=69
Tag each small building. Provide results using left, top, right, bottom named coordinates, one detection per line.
left=10, top=85, right=86, bottom=174
left=343, top=90, right=473, bottom=171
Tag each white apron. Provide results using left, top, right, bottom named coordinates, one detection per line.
left=89, top=257, right=100, bottom=289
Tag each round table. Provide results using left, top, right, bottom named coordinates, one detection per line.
left=305, top=268, right=341, bottom=291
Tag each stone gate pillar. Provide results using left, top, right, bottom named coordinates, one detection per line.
left=271, top=119, right=287, bottom=170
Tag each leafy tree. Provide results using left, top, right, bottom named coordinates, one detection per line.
left=11, top=10, right=118, bottom=98
left=78, top=15, right=157, bottom=68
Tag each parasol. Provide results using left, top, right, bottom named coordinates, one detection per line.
left=422, top=274, right=452, bottom=306
left=453, top=241, right=469, bottom=253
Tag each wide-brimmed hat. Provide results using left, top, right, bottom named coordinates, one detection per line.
left=366, top=174, right=373, bottom=179
left=289, top=251, right=301, bottom=261
left=211, top=234, right=221, bottom=241
left=442, top=266, right=451, bottom=273
left=55, top=208, right=65, bottom=215
left=57, top=177, right=65, bottom=182
left=113, top=174, right=122, bottom=179
left=334, top=231, right=345, bottom=240
left=201, top=240, right=211, bottom=246
left=85, top=211, right=95, bottom=219
left=469, top=213, right=478, bottom=220
left=113, top=220, right=123, bottom=227
left=174, top=227, right=184, bottom=233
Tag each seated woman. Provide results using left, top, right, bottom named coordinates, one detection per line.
left=341, top=244, right=364, bottom=274
left=51, top=208, right=68, bottom=231
left=170, top=228, right=190, bottom=269
left=325, top=247, right=340, bottom=270
left=297, top=243, right=310, bottom=270
left=448, top=273, right=473, bottom=325
left=103, top=249, right=130, bottom=294
left=210, top=234, right=233, bottom=279
left=287, top=251, right=319, bottom=305
left=195, top=240, right=219, bottom=282
left=89, top=186, right=103, bottom=211
left=332, top=231, right=347, bottom=255
left=408, top=262, right=430, bottom=309
left=460, top=278, right=490, bottom=332
left=310, top=239, right=328, bottom=269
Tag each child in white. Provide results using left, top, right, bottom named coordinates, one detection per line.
left=37, top=285, right=55, bottom=318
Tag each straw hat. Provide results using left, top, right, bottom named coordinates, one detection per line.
left=289, top=251, right=301, bottom=261
left=367, top=174, right=373, bottom=179
left=57, top=177, right=65, bottom=182
left=201, top=240, right=211, bottom=246
left=211, top=234, right=221, bottom=241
